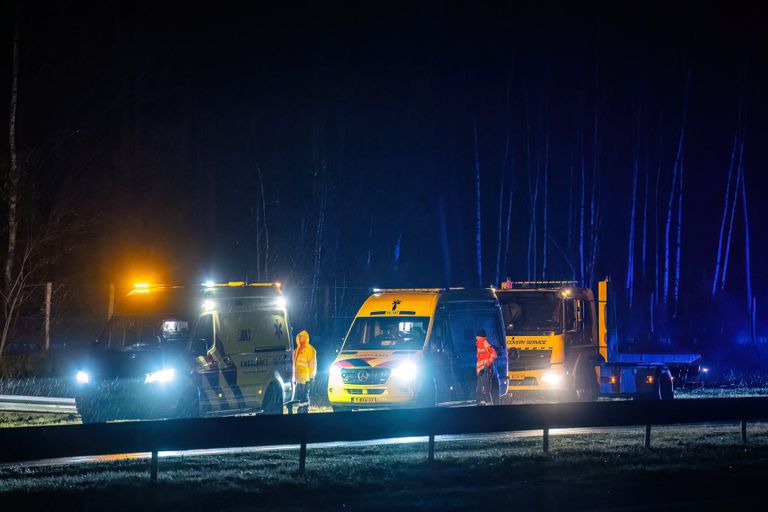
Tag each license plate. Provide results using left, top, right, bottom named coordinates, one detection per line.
left=351, top=397, right=376, bottom=403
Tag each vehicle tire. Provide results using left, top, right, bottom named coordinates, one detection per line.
left=176, top=388, right=200, bottom=419
left=574, top=366, right=599, bottom=402
left=660, top=372, right=674, bottom=400
left=415, top=378, right=437, bottom=408
left=262, top=384, right=284, bottom=415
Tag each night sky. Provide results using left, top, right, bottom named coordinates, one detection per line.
left=1, top=1, right=767, bottom=339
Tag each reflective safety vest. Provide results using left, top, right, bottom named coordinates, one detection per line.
left=476, top=337, right=497, bottom=374
left=294, top=341, right=317, bottom=385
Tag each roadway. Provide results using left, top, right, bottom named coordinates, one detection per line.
left=0, top=424, right=709, bottom=469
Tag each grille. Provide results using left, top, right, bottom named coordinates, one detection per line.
left=341, top=367, right=391, bottom=385
left=508, top=349, right=552, bottom=371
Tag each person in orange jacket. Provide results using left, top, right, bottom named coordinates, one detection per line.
left=293, top=330, right=317, bottom=414
left=475, top=329, right=498, bottom=405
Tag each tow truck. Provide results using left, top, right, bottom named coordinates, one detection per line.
left=497, top=278, right=701, bottom=401
left=73, top=282, right=294, bottom=422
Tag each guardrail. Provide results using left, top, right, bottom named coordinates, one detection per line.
left=1, top=397, right=767, bottom=480
left=0, top=394, right=77, bottom=414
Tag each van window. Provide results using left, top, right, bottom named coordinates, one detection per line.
left=447, top=310, right=505, bottom=355
left=344, top=316, right=430, bottom=351
left=218, top=309, right=289, bottom=351
left=430, top=311, right=446, bottom=352
left=103, top=316, right=189, bottom=350
left=196, top=314, right=215, bottom=351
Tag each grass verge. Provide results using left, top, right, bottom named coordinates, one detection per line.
left=1, top=423, right=767, bottom=511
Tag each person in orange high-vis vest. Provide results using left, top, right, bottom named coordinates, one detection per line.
left=293, top=330, right=317, bottom=414
left=475, top=329, right=498, bottom=405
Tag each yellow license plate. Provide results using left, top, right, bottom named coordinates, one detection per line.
left=351, top=397, right=376, bottom=403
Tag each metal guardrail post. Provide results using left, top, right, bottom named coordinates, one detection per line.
left=741, top=420, right=748, bottom=445
left=543, top=428, right=549, bottom=453
left=299, top=442, right=307, bottom=473
left=150, top=450, right=158, bottom=482
left=644, top=424, right=651, bottom=449
left=428, top=434, right=435, bottom=462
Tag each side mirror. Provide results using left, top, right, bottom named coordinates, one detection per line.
left=190, top=339, right=208, bottom=357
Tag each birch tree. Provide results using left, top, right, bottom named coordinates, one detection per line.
left=712, top=73, right=746, bottom=296
left=472, top=110, right=483, bottom=285
left=625, top=112, right=640, bottom=308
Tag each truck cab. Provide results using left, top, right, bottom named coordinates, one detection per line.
left=74, top=282, right=293, bottom=422
left=497, top=279, right=675, bottom=401
left=498, top=281, right=601, bottom=400
left=327, top=288, right=507, bottom=410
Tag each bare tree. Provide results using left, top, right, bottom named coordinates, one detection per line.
left=472, top=110, right=483, bottom=285
left=5, top=10, right=21, bottom=293
left=541, top=129, right=549, bottom=280
left=664, top=69, right=690, bottom=305
left=495, top=73, right=512, bottom=285
left=738, top=139, right=753, bottom=341
left=712, top=71, right=746, bottom=296
left=625, top=111, right=640, bottom=308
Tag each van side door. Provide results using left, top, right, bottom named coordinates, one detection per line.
left=427, top=308, right=453, bottom=403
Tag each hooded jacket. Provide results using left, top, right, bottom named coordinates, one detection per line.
left=476, top=336, right=498, bottom=374
left=294, top=330, right=317, bottom=385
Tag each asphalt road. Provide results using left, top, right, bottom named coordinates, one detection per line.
left=2, top=424, right=675, bottom=469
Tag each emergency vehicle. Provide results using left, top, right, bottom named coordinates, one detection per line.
left=74, top=282, right=293, bottom=422
left=497, top=278, right=700, bottom=401
left=327, top=288, right=508, bottom=410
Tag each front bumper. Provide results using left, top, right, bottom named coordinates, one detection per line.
left=75, top=378, right=189, bottom=420
left=507, top=369, right=570, bottom=393
left=327, top=379, right=418, bottom=407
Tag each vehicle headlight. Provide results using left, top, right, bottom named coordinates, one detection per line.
left=391, top=361, right=418, bottom=381
left=540, top=370, right=563, bottom=386
left=329, top=364, right=342, bottom=379
left=76, top=370, right=90, bottom=384
left=145, top=368, right=176, bottom=383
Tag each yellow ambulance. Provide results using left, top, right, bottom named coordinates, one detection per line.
left=74, top=282, right=293, bottom=422
left=327, top=288, right=508, bottom=410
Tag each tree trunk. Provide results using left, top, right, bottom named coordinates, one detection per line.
left=257, top=165, right=269, bottom=279
left=5, top=11, right=20, bottom=292
left=739, top=141, right=753, bottom=341
left=472, top=111, right=483, bottom=286
left=664, top=67, right=691, bottom=308
left=579, top=145, right=586, bottom=286
left=542, top=129, right=549, bottom=280
left=673, top=160, right=684, bottom=316
left=495, top=73, right=512, bottom=285
left=626, top=113, right=640, bottom=308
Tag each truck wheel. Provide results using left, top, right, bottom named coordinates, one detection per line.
left=574, top=367, right=599, bottom=402
left=263, top=384, right=284, bottom=415
left=660, top=373, right=674, bottom=400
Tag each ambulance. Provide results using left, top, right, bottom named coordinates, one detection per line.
left=327, top=288, right=508, bottom=410
left=74, top=282, right=294, bottom=422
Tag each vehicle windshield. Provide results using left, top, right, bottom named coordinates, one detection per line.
left=100, top=316, right=190, bottom=350
left=499, top=292, right=562, bottom=335
left=343, top=316, right=430, bottom=351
